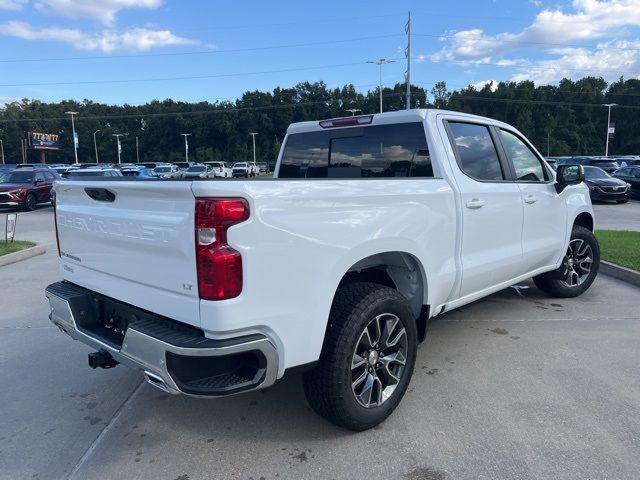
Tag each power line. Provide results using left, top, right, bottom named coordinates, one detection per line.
left=0, top=61, right=371, bottom=87
left=0, top=34, right=404, bottom=64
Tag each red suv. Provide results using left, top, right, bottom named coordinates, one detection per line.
left=0, top=167, right=58, bottom=211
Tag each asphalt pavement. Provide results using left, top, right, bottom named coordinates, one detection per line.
left=1, top=206, right=639, bottom=480
left=593, top=198, right=640, bottom=231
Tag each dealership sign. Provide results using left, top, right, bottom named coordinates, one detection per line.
left=30, top=132, right=61, bottom=150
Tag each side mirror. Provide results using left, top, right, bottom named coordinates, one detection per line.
left=555, top=164, right=584, bottom=193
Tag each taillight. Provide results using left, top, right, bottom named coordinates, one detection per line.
left=195, top=198, right=250, bottom=300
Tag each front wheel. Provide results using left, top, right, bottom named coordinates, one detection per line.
left=303, top=282, right=417, bottom=431
left=24, top=193, right=37, bottom=211
left=533, top=225, right=600, bottom=298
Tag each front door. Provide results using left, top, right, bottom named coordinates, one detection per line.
left=497, top=128, right=567, bottom=272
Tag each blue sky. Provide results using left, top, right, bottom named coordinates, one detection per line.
left=1, top=0, right=639, bottom=105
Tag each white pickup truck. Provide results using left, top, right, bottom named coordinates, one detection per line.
left=46, top=109, right=598, bottom=430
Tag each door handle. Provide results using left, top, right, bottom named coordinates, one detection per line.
left=524, top=195, right=537, bottom=204
left=465, top=198, right=485, bottom=209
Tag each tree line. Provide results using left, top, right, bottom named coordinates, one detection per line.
left=1, top=76, right=639, bottom=165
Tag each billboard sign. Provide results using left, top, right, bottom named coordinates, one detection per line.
left=30, top=132, right=60, bottom=150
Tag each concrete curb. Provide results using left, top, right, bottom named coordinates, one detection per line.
left=600, top=260, right=640, bottom=288
left=0, top=244, right=46, bottom=268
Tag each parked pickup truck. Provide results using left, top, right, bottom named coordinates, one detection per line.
left=46, top=109, right=598, bottom=431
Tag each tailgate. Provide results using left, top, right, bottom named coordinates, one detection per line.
left=54, top=180, right=201, bottom=327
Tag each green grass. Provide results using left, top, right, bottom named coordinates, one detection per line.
left=0, top=240, right=36, bottom=256
left=595, top=230, right=640, bottom=272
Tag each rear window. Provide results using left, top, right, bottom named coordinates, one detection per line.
left=278, top=123, right=433, bottom=179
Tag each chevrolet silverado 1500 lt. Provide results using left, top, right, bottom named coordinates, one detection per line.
left=46, top=109, right=598, bottom=430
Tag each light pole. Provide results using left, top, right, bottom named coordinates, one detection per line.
left=366, top=58, right=395, bottom=113
left=93, top=129, right=100, bottom=163
left=180, top=133, right=191, bottom=163
left=346, top=108, right=361, bottom=116
left=603, top=103, right=617, bottom=156
left=0, top=139, right=4, bottom=164
left=136, top=136, right=140, bottom=163
left=249, top=132, right=258, bottom=165
left=113, top=133, right=126, bottom=164
left=65, top=111, right=79, bottom=164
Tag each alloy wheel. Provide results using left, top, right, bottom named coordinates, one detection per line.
left=561, top=238, right=593, bottom=287
left=351, top=313, right=407, bottom=408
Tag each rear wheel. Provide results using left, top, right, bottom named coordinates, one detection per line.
left=303, top=282, right=417, bottom=431
left=533, top=225, right=599, bottom=298
left=24, top=193, right=37, bottom=211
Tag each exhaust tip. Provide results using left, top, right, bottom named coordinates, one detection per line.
left=144, top=371, right=170, bottom=393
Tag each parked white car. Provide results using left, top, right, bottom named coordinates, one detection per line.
left=46, top=109, right=597, bottom=431
left=232, top=162, right=258, bottom=177
left=203, top=162, right=233, bottom=178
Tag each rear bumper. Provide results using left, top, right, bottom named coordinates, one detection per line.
left=45, top=281, right=279, bottom=397
left=0, top=201, right=20, bottom=207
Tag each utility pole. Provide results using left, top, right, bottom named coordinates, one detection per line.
left=603, top=103, right=617, bottom=156
left=113, top=133, right=126, bottom=164
left=249, top=132, right=258, bottom=164
left=21, top=139, right=26, bottom=163
left=367, top=58, right=395, bottom=114
left=93, top=129, right=100, bottom=163
left=346, top=108, right=361, bottom=116
left=405, top=11, right=411, bottom=109
left=65, top=111, right=79, bottom=164
left=180, top=133, right=191, bottom=163
left=1, top=139, right=4, bottom=164
left=136, top=136, right=140, bottom=163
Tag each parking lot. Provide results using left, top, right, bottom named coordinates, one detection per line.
left=1, top=205, right=640, bottom=480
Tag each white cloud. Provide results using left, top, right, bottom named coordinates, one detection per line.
left=471, top=80, right=499, bottom=91
left=429, top=0, right=640, bottom=64
left=511, top=39, right=640, bottom=84
left=0, top=20, right=198, bottom=52
left=0, top=0, right=26, bottom=10
left=34, top=0, right=163, bottom=25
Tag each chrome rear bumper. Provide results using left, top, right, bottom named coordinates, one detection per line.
left=45, top=281, right=279, bottom=397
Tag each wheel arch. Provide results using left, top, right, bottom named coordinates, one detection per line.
left=334, top=251, right=430, bottom=342
left=573, top=211, right=594, bottom=232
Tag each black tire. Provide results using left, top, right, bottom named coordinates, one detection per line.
left=303, top=282, right=417, bottom=431
left=616, top=199, right=629, bottom=204
left=24, top=193, right=37, bottom=211
left=533, top=225, right=600, bottom=298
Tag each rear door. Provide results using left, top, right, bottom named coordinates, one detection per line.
left=497, top=128, right=567, bottom=271
left=54, top=180, right=201, bottom=326
left=442, top=119, right=524, bottom=298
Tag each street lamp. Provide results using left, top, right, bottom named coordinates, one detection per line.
left=346, top=108, right=361, bottom=116
left=602, top=103, right=617, bottom=157
left=65, top=111, right=79, bottom=164
left=366, top=58, right=395, bottom=113
left=93, top=129, right=100, bottom=163
left=112, top=133, right=126, bottom=164
left=249, top=132, right=258, bottom=165
left=180, top=133, right=191, bottom=163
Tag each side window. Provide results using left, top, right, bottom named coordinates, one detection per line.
left=448, top=122, right=504, bottom=181
left=44, top=172, right=55, bottom=181
left=278, top=123, right=433, bottom=179
left=35, top=172, right=45, bottom=182
left=499, top=129, right=547, bottom=182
